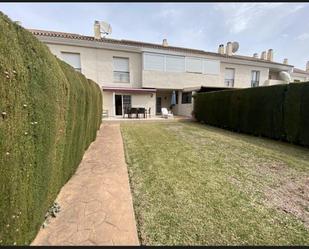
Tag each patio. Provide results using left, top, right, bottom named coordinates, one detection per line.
left=103, top=115, right=191, bottom=122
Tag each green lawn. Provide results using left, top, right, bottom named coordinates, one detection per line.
left=121, top=121, right=309, bottom=245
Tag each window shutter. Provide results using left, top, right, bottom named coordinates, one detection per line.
left=186, top=57, right=203, bottom=73
left=203, top=59, right=220, bottom=75
left=225, top=68, right=235, bottom=79
left=113, top=57, right=129, bottom=72
left=144, top=53, right=165, bottom=71
left=61, top=52, right=81, bottom=69
left=165, top=55, right=185, bottom=72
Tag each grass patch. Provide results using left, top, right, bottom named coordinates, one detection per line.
left=121, top=121, right=309, bottom=245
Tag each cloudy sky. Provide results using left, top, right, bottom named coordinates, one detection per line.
left=1, top=3, right=308, bottom=69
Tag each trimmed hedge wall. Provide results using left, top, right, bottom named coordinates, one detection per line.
left=0, top=12, right=102, bottom=245
left=194, top=82, right=309, bottom=147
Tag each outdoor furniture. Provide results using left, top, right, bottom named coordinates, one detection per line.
left=129, top=107, right=138, bottom=118
left=102, top=109, right=109, bottom=118
left=122, top=107, right=148, bottom=119
left=139, top=107, right=147, bottom=118
left=123, top=107, right=130, bottom=118
left=161, top=108, right=173, bottom=119
left=146, top=107, right=151, bottom=118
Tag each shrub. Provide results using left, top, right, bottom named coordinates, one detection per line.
left=0, top=12, right=102, bottom=245
left=194, top=82, right=309, bottom=147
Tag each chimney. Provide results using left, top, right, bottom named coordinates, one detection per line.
left=261, top=51, right=267, bottom=60
left=253, top=53, right=258, bottom=58
left=283, top=58, right=288, bottom=65
left=94, top=21, right=101, bottom=40
left=226, top=42, right=232, bottom=56
left=267, top=49, right=273, bottom=61
left=218, top=44, right=225, bottom=54
left=162, top=39, right=168, bottom=47
left=306, top=61, right=309, bottom=72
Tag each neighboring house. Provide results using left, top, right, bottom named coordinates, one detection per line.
left=29, top=22, right=300, bottom=117
left=291, top=66, right=309, bottom=83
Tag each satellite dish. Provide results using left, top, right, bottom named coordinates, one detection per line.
left=99, top=21, right=112, bottom=36
left=232, top=42, right=239, bottom=53
left=279, top=71, right=291, bottom=83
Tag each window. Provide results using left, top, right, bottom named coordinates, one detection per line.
left=113, top=57, right=129, bottom=83
left=186, top=57, right=203, bottom=73
left=143, top=53, right=165, bottom=71
left=224, top=68, right=235, bottom=87
left=294, top=79, right=301, bottom=83
left=251, top=70, right=260, bottom=87
left=122, top=95, right=131, bottom=110
left=143, top=53, right=221, bottom=75
left=181, top=92, right=192, bottom=104
left=61, top=52, right=81, bottom=72
left=203, top=59, right=220, bottom=75
left=175, top=90, right=178, bottom=104
left=165, top=55, right=185, bottom=72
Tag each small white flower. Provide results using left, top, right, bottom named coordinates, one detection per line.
left=6, top=152, right=10, bottom=155
left=24, top=132, right=28, bottom=135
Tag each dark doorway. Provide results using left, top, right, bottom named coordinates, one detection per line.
left=115, top=95, right=122, bottom=116
left=156, top=96, right=162, bottom=114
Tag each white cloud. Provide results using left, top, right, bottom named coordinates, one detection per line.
left=296, top=33, right=309, bottom=41
left=214, top=3, right=305, bottom=35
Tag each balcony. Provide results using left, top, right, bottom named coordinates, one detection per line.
left=264, top=79, right=287, bottom=86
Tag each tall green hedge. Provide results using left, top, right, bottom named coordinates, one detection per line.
left=194, top=82, right=309, bottom=147
left=0, top=12, right=102, bottom=245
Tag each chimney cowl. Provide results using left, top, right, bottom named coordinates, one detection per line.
left=253, top=53, right=258, bottom=58
left=226, top=42, right=232, bottom=56
left=162, top=39, right=168, bottom=47
left=94, top=21, right=101, bottom=40
left=261, top=51, right=267, bottom=60
left=283, top=58, right=288, bottom=65
left=218, top=44, right=225, bottom=54
left=267, top=49, right=273, bottom=61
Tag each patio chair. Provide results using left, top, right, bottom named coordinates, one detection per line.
left=137, top=107, right=146, bottom=118
left=147, top=107, right=151, bottom=118
left=161, top=108, right=173, bottom=119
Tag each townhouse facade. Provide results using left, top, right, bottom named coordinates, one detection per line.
left=30, top=23, right=308, bottom=117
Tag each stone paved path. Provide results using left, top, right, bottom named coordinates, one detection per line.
left=31, top=123, right=139, bottom=246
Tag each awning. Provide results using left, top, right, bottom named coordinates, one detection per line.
left=182, top=86, right=203, bottom=92
left=102, top=86, right=157, bottom=93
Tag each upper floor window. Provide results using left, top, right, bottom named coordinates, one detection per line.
left=224, top=68, right=235, bottom=87
left=143, top=53, right=165, bottom=71
left=186, top=57, right=203, bottom=73
left=181, top=92, right=192, bottom=104
left=143, top=52, right=220, bottom=75
left=61, top=52, right=81, bottom=72
left=251, top=70, right=260, bottom=87
left=113, top=57, right=130, bottom=83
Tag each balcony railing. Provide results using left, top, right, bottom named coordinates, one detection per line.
left=224, top=79, right=234, bottom=87
left=251, top=80, right=259, bottom=87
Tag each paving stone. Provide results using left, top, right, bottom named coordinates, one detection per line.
left=31, top=123, right=139, bottom=245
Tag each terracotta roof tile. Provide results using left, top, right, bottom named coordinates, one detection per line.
left=29, top=29, right=294, bottom=67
